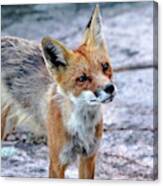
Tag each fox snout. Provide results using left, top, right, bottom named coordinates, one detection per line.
left=94, top=83, right=117, bottom=103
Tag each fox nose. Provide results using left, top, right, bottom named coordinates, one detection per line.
left=104, top=83, right=115, bottom=94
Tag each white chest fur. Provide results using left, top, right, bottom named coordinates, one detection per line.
left=59, top=91, right=102, bottom=165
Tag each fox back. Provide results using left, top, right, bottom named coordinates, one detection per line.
left=1, top=36, right=52, bottom=136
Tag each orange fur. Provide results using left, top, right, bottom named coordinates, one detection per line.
left=47, top=100, right=69, bottom=178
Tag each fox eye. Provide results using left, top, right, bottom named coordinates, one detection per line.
left=76, top=74, right=88, bottom=82
left=102, top=63, right=110, bottom=72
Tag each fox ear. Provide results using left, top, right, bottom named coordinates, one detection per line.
left=41, top=37, right=71, bottom=70
left=82, top=4, right=105, bottom=47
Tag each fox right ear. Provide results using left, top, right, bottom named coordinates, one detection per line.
left=82, top=4, right=105, bottom=48
left=41, top=37, right=71, bottom=70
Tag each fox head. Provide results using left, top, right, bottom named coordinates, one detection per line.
left=41, top=5, right=116, bottom=106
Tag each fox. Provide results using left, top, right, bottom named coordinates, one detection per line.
left=1, top=5, right=116, bottom=179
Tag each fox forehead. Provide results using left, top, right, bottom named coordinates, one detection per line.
left=69, top=44, right=111, bottom=73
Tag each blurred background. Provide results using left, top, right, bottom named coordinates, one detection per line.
left=1, top=2, right=157, bottom=180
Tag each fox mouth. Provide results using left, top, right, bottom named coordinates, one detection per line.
left=71, top=90, right=116, bottom=107
left=89, top=94, right=115, bottom=105
left=100, top=95, right=115, bottom=104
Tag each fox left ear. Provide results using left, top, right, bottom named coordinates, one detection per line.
left=41, top=36, right=72, bottom=72
left=82, top=4, right=105, bottom=48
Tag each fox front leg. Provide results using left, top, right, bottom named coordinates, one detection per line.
left=79, top=154, right=96, bottom=179
left=49, top=159, right=67, bottom=178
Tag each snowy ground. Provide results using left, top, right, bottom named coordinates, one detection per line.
left=1, top=2, right=158, bottom=180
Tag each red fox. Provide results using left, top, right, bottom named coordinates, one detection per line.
left=1, top=5, right=116, bottom=179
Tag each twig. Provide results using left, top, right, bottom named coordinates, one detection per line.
left=113, top=64, right=157, bottom=73
left=104, top=153, right=151, bottom=169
